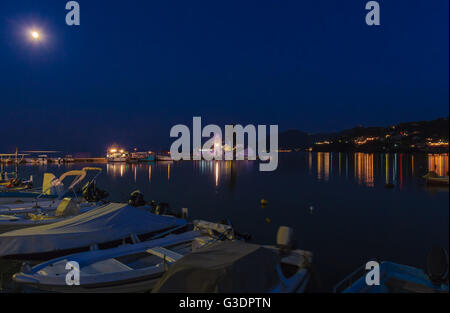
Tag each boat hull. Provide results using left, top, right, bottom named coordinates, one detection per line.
left=17, top=274, right=160, bottom=293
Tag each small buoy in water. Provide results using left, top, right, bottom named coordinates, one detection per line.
left=309, top=206, right=315, bottom=214
left=261, top=199, right=269, bottom=206
left=265, top=217, right=271, bottom=223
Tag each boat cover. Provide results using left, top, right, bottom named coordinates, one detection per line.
left=152, top=241, right=280, bottom=293
left=0, top=203, right=186, bottom=257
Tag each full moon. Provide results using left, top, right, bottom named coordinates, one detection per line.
left=30, top=31, right=40, bottom=40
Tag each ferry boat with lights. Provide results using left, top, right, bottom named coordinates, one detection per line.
left=106, top=148, right=129, bottom=163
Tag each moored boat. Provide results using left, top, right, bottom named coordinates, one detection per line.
left=129, top=151, right=155, bottom=163
left=334, top=248, right=449, bottom=293
left=12, top=221, right=233, bottom=293
left=0, top=202, right=187, bottom=260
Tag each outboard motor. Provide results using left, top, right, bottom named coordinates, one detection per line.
left=277, top=226, right=296, bottom=254
left=427, top=247, right=449, bottom=285
left=128, top=190, right=146, bottom=207
left=82, top=181, right=109, bottom=202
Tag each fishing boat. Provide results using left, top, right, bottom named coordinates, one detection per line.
left=334, top=248, right=449, bottom=293
left=0, top=203, right=187, bottom=260
left=423, top=172, right=449, bottom=186
left=0, top=198, right=103, bottom=234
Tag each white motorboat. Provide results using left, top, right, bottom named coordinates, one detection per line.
left=13, top=225, right=313, bottom=293
left=12, top=221, right=235, bottom=292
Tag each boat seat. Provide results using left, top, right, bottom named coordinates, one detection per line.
left=82, top=258, right=133, bottom=274
left=146, top=247, right=183, bottom=263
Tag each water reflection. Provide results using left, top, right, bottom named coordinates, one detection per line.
left=310, top=152, right=448, bottom=188
left=103, top=153, right=448, bottom=190
left=354, top=153, right=374, bottom=187
left=148, top=164, right=152, bottom=183
left=428, top=154, right=449, bottom=177
left=193, top=160, right=252, bottom=188
left=317, top=152, right=330, bottom=182
left=106, top=163, right=127, bottom=177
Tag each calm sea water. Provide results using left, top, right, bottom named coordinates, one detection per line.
left=1, top=152, right=448, bottom=292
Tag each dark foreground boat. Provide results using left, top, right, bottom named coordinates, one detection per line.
left=152, top=240, right=312, bottom=293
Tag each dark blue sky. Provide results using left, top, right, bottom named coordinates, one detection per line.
left=0, top=0, right=448, bottom=154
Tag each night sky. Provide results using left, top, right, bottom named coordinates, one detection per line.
left=0, top=0, right=448, bottom=155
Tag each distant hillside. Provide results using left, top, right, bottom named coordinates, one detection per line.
left=332, top=117, right=449, bottom=140
left=278, top=117, right=449, bottom=152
